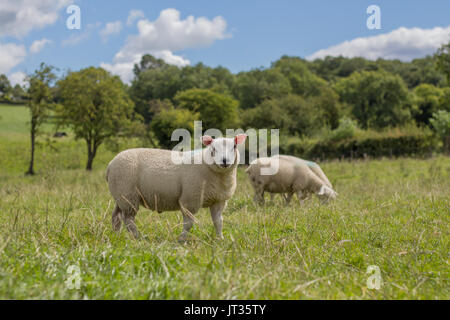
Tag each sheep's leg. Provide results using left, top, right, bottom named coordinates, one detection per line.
left=210, top=201, right=227, bottom=240
left=296, top=190, right=308, bottom=204
left=179, top=214, right=195, bottom=242
left=124, top=214, right=140, bottom=239
left=111, top=203, right=122, bottom=232
left=270, top=193, right=275, bottom=202
left=254, top=190, right=265, bottom=205
left=284, top=193, right=294, bottom=205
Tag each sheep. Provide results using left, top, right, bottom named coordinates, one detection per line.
left=245, top=155, right=337, bottom=205
left=106, top=134, right=247, bottom=241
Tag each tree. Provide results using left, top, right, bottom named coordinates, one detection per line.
left=133, top=54, right=168, bottom=77
left=430, top=110, right=450, bottom=153
left=25, top=63, right=56, bottom=175
left=0, top=74, right=12, bottom=98
left=56, top=67, right=137, bottom=170
left=130, top=63, right=182, bottom=123
left=272, top=56, right=328, bottom=97
left=174, top=88, right=239, bottom=132
left=232, top=68, right=291, bottom=109
left=413, top=84, right=443, bottom=126
left=129, top=55, right=236, bottom=123
left=11, top=84, right=26, bottom=102
left=335, top=70, right=413, bottom=129
left=150, top=101, right=199, bottom=149
left=242, top=94, right=328, bottom=137
left=436, top=42, right=450, bottom=84
left=439, top=87, right=450, bottom=112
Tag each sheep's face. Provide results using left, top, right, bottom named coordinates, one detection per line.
left=202, top=135, right=247, bottom=171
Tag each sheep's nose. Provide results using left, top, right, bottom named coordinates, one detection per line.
left=221, top=158, right=230, bottom=167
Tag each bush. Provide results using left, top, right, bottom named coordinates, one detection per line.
left=430, top=110, right=450, bottom=153
left=326, top=117, right=359, bottom=142
left=283, top=126, right=438, bottom=160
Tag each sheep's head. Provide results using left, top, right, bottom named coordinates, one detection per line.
left=317, top=185, right=338, bottom=203
left=202, top=134, right=247, bottom=171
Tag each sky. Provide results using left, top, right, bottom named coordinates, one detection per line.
left=1, top=0, right=450, bottom=86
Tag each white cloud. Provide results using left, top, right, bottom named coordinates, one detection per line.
left=127, top=9, right=145, bottom=27
left=307, top=26, right=450, bottom=61
left=30, top=38, right=52, bottom=53
left=0, top=0, right=72, bottom=38
left=99, top=21, right=123, bottom=42
left=8, top=71, right=26, bottom=87
left=0, top=41, right=26, bottom=74
left=102, top=8, right=230, bottom=83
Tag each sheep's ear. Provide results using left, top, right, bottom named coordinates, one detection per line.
left=235, top=134, right=247, bottom=145
left=318, top=185, right=327, bottom=195
left=202, top=135, right=214, bottom=146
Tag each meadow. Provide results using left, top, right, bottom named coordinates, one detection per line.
left=0, top=104, right=449, bottom=299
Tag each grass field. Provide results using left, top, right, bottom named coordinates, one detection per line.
left=0, top=104, right=449, bottom=299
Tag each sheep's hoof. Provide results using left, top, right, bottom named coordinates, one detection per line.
left=178, top=234, right=189, bottom=243
left=215, top=234, right=224, bottom=241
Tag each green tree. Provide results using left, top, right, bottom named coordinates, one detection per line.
left=130, top=55, right=235, bottom=123
left=232, top=68, right=291, bottom=109
left=439, top=87, right=450, bottom=112
left=436, top=42, right=450, bottom=84
left=272, top=56, right=328, bottom=96
left=413, top=84, right=443, bottom=125
left=335, top=70, right=413, bottom=129
left=11, top=84, right=26, bottom=102
left=174, top=88, right=239, bottom=131
left=242, top=94, right=328, bottom=137
left=430, top=110, right=450, bottom=153
left=56, top=67, right=137, bottom=170
left=0, top=74, right=12, bottom=98
left=150, top=102, right=199, bottom=149
left=25, top=63, right=56, bottom=175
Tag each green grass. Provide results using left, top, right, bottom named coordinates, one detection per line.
left=0, top=105, right=449, bottom=299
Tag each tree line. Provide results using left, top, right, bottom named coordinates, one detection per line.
left=1, top=43, right=449, bottom=174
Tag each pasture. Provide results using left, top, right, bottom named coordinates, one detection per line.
left=0, top=104, right=449, bottom=299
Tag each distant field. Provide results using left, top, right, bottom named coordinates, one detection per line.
left=0, top=105, right=449, bottom=299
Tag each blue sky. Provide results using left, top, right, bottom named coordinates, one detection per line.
left=1, top=0, right=450, bottom=84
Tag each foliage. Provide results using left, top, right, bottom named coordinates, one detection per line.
left=335, top=70, right=413, bottom=129
left=0, top=74, right=12, bottom=97
left=56, top=67, right=137, bottom=170
left=150, top=102, right=199, bottom=149
left=242, top=94, right=315, bottom=136
left=430, top=110, right=450, bottom=153
left=232, top=68, right=292, bottom=109
left=326, top=117, right=359, bottom=142
left=25, top=63, right=57, bottom=175
left=435, top=42, right=450, bottom=84
left=130, top=55, right=235, bottom=123
left=272, top=56, right=328, bottom=96
left=413, top=84, right=443, bottom=125
left=174, top=88, right=239, bottom=132
left=286, top=126, right=438, bottom=160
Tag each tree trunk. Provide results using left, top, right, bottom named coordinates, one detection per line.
left=26, top=122, right=36, bottom=175
left=85, top=139, right=98, bottom=171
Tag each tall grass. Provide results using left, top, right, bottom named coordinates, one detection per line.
left=0, top=105, right=449, bottom=299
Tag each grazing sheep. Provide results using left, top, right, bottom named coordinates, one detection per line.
left=245, top=155, right=337, bottom=205
left=106, top=134, right=247, bottom=241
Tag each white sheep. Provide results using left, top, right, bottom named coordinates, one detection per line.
left=245, top=155, right=337, bottom=204
left=106, top=134, right=247, bottom=241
